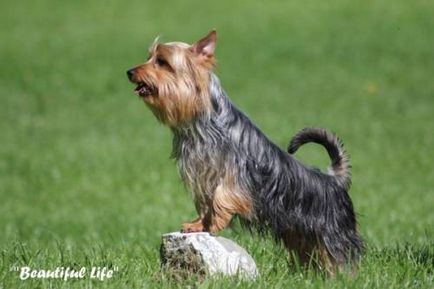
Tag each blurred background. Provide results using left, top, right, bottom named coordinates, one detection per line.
left=1, top=0, right=433, bottom=288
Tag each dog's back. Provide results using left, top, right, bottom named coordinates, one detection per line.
left=209, top=73, right=363, bottom=272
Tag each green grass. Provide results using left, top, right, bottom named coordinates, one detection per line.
left=1, top=0, right=433, bottom=288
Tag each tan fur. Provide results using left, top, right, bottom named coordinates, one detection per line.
left=283, top=231, right=337, bottom=274
left=182, top=217, right=205, bottom=233
left=318, top=246, right=336, bottom=275
left=208, top=173, right=253, bottom=233
left=129, top=31, right=253, bottom=234
left=129, top=41, right=214, bottom=127
left=182, top=170, right=253, bottom=234
left=128, top=31, right=361, bottom=275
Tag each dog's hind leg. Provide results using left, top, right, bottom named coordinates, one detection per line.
left=283, top=230, right=336, bottom=273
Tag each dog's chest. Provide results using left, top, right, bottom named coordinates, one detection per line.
left=176, top=138, right=225, bottom=207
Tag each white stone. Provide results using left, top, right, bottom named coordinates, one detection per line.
left=160, top=232, right=258, bottom=280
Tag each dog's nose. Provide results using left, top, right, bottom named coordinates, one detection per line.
left=127, top=69, right=135, bottom=80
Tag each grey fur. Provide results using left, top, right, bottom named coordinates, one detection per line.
left=171, top=73, right=363, bottom=268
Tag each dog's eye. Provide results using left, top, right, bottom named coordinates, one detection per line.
left=156, top=57, right=168, bottom=67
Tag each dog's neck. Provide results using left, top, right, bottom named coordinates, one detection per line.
left=170, top=73, right=232, bottom=158
left=170, top=73, right=233, bottom=203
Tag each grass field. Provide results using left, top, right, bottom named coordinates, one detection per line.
left=1, top=0, right=433, bottom=288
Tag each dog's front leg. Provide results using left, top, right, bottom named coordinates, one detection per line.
left=182, top=183, right=252, bottom=234
left=205, top=206, right=234, bottom=234
left=180, top=204, right=232, bottom=234
left=204, top=184, right=245, bottom=234
left=181, top=216, right=205, bottom=233
left=181, top=185, right=234, bottom=234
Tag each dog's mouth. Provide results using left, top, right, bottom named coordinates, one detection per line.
left=134, top=82, right=156, bottom=98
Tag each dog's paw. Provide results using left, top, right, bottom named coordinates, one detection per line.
left=181, top=222, right=205, bottom=233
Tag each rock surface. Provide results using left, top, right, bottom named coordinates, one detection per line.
left=160, top=232, right=258, bottom=280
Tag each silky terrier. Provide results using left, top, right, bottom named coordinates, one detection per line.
left=127, top=31, right=363, bottom=273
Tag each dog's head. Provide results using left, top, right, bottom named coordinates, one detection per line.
left=127, top=30, right=217, bottom=127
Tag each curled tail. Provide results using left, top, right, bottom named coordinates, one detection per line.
left=288, top=127, right=351, bottom=190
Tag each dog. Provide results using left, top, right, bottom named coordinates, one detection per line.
left=127, top=30, right=363, bottom=273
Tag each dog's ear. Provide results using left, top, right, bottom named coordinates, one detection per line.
left=192, top=30, right=217, bottom=59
